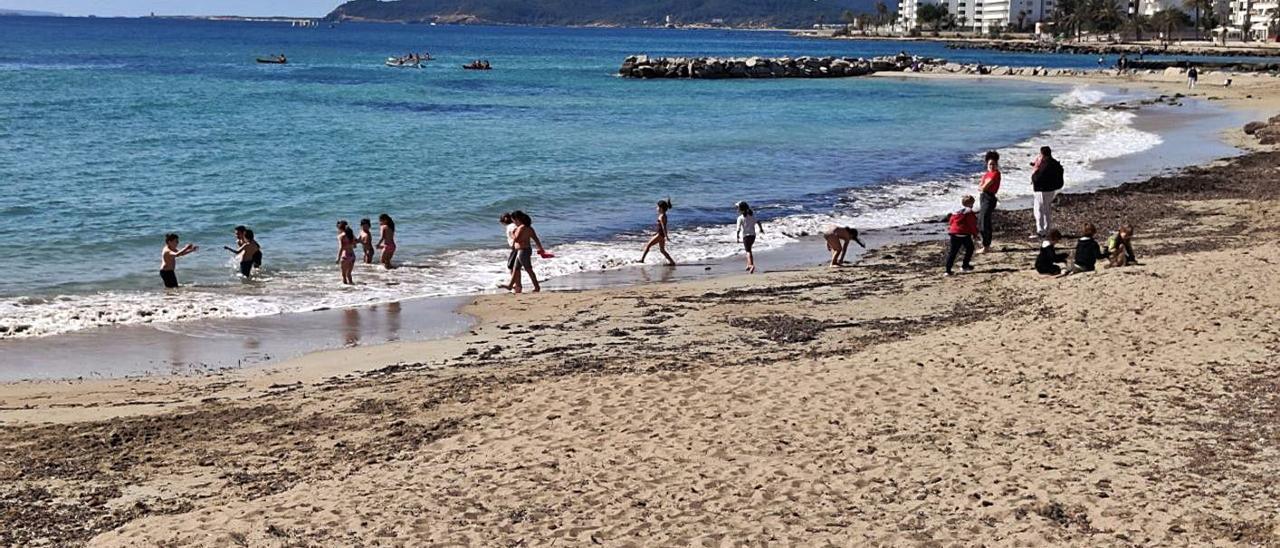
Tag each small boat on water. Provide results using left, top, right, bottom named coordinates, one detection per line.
left=385, top=57, right=423, bottom=68
left=257, top=55, right=287, bottom=64
left=463, top=60, right=492, bottom=70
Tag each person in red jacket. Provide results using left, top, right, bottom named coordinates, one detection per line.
left=945, top=195, right=979, bottom=276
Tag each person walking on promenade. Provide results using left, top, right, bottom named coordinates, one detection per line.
left=944, top=195, right=979, bottom=276
left=1031, top=146, right=1064, bottom=239
left=977, top=150, right=1001, bottom=253
left=639, top=199, right=676, bottom=266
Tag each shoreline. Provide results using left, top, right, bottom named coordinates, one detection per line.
left=3, top=116, right=1278, bottom=543
left=793, top=31, right=1280, bottom=58
left=0, top=75, right=1252, bottom=381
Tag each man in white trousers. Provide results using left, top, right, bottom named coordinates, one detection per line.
left=1030, top=146, right=1064, bottom=238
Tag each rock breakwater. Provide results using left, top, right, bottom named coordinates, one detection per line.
left=618, top=54, right=943, bottom=79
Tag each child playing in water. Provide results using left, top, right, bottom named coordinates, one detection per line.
left=823, top=226, right=865, bottom=267
left=639, top=199, right=676, bottom=266
left=500, top=213, right=521, bottom=292
left=506, top=210, right=547, bottom=293
left=160, top=233, right=198, bottom=289
left=336, top=220, right=356, bottom=285
left=224, top=229, right=261, bottom=278
left=944, top=195, right=979, bottom=276
left=376, top=213, right=396, bottom=269
left=358, top=219, right=375, bottom=264
left=1035, top=229, right=1068, bottom=276
left=735, top=201, right=763, bottom=273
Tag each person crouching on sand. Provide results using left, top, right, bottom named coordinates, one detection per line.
left=1036, top=229, right=1068, bottom=276
left=639, top=199, right=676, bottom=266
left=944, top=195, right=979, bottom=276
left=336, top=220, right=356, bottom=285
left=736, top=201, right=763, bottom=273
left=376, top=213, right=396, bottom=269
left=160, top=233, right=198, bottom=289
left=824, top=226, right=864, bottom=267
left=505, top=210, right=547, bottom=293
left=357, top=219, right=375, bottom=264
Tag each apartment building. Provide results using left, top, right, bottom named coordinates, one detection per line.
left=1226, top=0, right=1280, bottom=39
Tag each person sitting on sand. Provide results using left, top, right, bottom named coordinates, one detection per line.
left=224, top=229, right=260, bottom=278
left=336, top=220, right=356, bottom=285
left=736, top=201, right=763, bottom=274
left=639, top=199, right=676, bottom=266
left=504, top=210, right=547, bottom=293
left=944, top=195, right=979, bottom=276
left=1035, top=229, right=1068, bottom=276
left=1106, top=224, right=1138, bottom=267
left=824, top=226, right=865, bottom=267
left=1064, top=223, right=1104, bottom=275
left=160, top=233, right=198, bottom=289
left=357, top=219, right=375, bottom=264
left=376, top=213, right=396, bottom=270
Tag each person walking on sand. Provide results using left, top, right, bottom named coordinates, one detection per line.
left=499, top=212, right=524, bottom=293
left=505, top=210, right=547, bottom=293
left=336, top=220, right=356, bottom=285
left=224, top=229, right=261, bottom=278
left=735, top=201, right=763, bottom=273
left=639, top=199, right=676, bottom=266
left=1031, top=146, right=1065, bottom=239
left=944, top=195, right=979, bottom=276
left=160, top=233, right=198, bottom=289
left=1187, top=66, right=1198, bottom=89
left=376, top=213, right=396, bottom=269
left=823, top=226, right=865, bottom=267
left=357, top=219, right=375, bottom=264
left=978, top=150, right=1001, bottom=253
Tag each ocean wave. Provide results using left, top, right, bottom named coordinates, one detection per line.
left=0, top=85, right=1163, bottom=340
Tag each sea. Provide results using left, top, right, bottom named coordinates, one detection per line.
left=0, top=17, right=1249, bottom=373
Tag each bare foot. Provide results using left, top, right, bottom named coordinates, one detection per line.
left=748, top=265, right=756, bottom=274
left=532, top=286, right=541, bottom=293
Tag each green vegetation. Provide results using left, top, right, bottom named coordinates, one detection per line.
left=326, top=0, right=883, bottom=28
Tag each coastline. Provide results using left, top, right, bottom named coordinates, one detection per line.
left=3, top=118, right=1278, bottom=543
left=0, top=72, right=1255, bottom=379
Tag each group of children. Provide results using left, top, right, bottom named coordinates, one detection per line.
left=159, top=226, right=262, bottom=289
left=336, top=214, right=396, bottom=285
left=498, top=210, right=549, bottom=293
left=636, top=200, right=767, bottom=273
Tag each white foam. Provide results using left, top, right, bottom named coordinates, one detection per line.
left=0, top=85, right=1164, bottom=340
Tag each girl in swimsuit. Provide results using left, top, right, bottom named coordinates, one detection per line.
left=336, top=220, right=356, bottom=285
left=358, top=218, right=375, bottom=264
left=639, top=199, right=676, bottom=266
left=376, top=213, right=397, bottom=270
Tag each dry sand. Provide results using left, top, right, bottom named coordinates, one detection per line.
left=3, top=84, right=1280, bottom=547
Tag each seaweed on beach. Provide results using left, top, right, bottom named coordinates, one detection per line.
left=728, top=315, right=828, bottom=344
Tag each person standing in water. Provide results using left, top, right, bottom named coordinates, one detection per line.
left=639, top=199, right=676, bottom=266
left=224, top=229, right=261, bottom=278
left=500, top=212, right=522, bottom=293
left=735, top=201, right=763, bottom=273
left=357, top=219, right=375, bottom=264
left=160, top=233, right=198, bottom=289
left=823, top=226, right=865, bottom=267
left=977, top=150, right=1002, bottom=253
left=336, top=220, right=356, bottom=285
left=376, top=213, right=396, bottom=269
left=506, top=210, right=547, bottom=293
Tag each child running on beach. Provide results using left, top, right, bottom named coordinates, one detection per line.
left=160, top=233, right=198, bottom=289
left=336, top=220, right=356, bottom=285
left=376, top=213, right=396, bottom=269
left=1064, top=223, right=1104, bottom=275
left=823, top=226, right=865, bottom=267
left=358, top=219, right=375, bottom=264
left=736, top=201, right=763, bottom=273
left=944, top=195, right=979, bottom=276
left=1036, top=229, right=1068, bottom=276
left=639, top=199, right=676, bottom=266
left=224, top=229, right=261, bottom=278
left=505, top=210, right=547, bottom=293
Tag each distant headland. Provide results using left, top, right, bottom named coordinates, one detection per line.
left=0, top=8, right=63, bottom=17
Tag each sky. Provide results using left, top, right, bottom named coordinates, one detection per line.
left=0, top=1, right=340, bottom=17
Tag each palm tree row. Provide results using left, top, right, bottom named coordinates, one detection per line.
left=1052, top=0, right=1202, bottom=42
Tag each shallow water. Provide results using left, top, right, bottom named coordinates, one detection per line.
left=1, top=18, right=1182, bottom=341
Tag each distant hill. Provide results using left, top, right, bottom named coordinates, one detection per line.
left=0, top=8, right=62, bottom=16
left=325, top=0, right=882, bottom=28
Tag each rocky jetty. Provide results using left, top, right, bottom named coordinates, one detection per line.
left=618, top=54, right=945, bottom=79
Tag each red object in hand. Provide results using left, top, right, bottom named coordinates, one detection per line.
left=538, top=250, right=555, bottom=259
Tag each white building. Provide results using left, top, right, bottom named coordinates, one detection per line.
left=897, top=0, right=942, bottom=30
left=1136, top=0, right=1181, bottom=16
left=1226, top=0, right=1280, bottom=39
left=977, top=0, right=1056, bottom=32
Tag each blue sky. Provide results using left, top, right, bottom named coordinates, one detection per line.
left=0, top=1, right=340, bottom=17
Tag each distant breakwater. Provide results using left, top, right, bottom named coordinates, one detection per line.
left=618, top=54, right=943, bottom=79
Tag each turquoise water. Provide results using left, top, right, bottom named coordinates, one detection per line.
left=0, top=18, right=1158, bottom=338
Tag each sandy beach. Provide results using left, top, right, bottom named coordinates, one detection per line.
left=4, top=74, right=1280, bottom=545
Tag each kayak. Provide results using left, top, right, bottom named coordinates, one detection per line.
left=257, top=57, right=287, bottom=64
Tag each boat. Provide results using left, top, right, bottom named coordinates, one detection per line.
left=256, top=56, right=287, bottom=64
left=462, top=60, right=492, bottom=70
left=385, top=57, right=423, bottom=68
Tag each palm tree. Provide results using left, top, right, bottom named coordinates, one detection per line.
left=1124, top=13, right=1151, bottom=41
left=1181, top=0, right=1212, bottom=38
left=875, top=0, right=890, bottom=31
left=1087, top=0, right=1124, bottom=39
left=842, top=9, right=857, bottom=31
left=1017, top=9, right=1030, bottom=30
left=959, top=14, right=969, bottom=33
left=1054, top=0, right=1088, bottom=41
left=1151, top=8, right=1191, bottom=44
